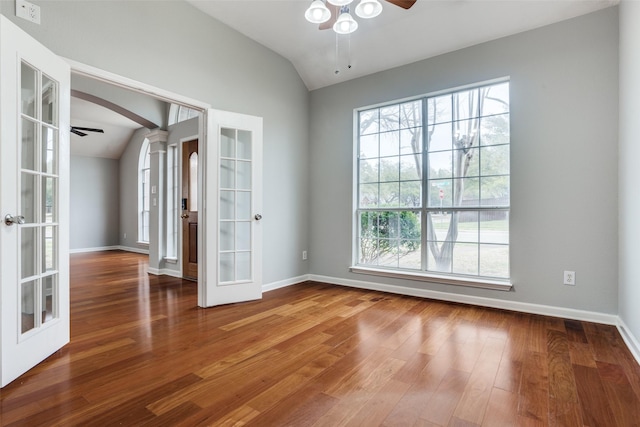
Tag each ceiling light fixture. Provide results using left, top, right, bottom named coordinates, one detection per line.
left=305, top=0, right=383, bottom=34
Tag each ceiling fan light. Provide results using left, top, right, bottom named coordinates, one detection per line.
left=305, top=0, right=331, bottom=24
left=327, top=0, right=353, bottom=6
left=333, top=11, right=358, bottom=34
left=355, top=0, right=382, bottom=19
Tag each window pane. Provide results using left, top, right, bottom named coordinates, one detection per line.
left=480, top=145, right=509, bottom=176
left=220, top=253, right=234, bottom=282
left=428, top=123, right=452, bottom=152
left=43, top=176, right=56, bottom=223
left=400, top=129, right=421, bottom=155
left=360, top=134, right=379, bottom=159
left=380, top=131, right=400, bottom=157
left=400, top=155, right=421, bottom=181
left=456, top=177, right=479, bottom=206
left=42, top=125, right=57, bottom=174
left=236, top=191, right=251, bottom=220
left=429, top=151, right=452, bottom=179
left=480, top=114, right=510, bottom=146
left=41, top=74, right=58, bottom=126
left=479, top=244, right=509, bottom=278
left=379, top=182, right=399, bottom=208
left=380, top=157, right=399, bottom=182
left=457, top=211, right=479, bottom=243
left=22, top=118, right=37, bottom=171
left=480, top=211, right=509, bottom=244
left=237, top=130, right=252, bottom=160
left=480, top=176, right=509, bottom=206
left=220, top=159, right=235, bottom=189
left=360, top=109, right=379, bottom=135
left=380, top=105, right=400, bottom=130
left=236, top=252, right=251, bottom=281
left=236, top=222, right=251, bottom=251
left=21, top=227, right=37, bottom=279
left=21, top=173, right=37, bottom=223
left=21, top=62, right=37, bottom=118
left=359, top=183, right=379, bottom=208
left=236, top=161, right=252, bottom=190
left=43, top=226, right=56, bottom=272
left=399, top=181, right=421, bottom=207
left=481, top=82, right=509, bottom=116
left=359, top=159, right=379, bottom=184
left=452, top=243, right=478, bottom=275
left=189, top=153, right=198, bottom=211
left=428, top=94, right=452, bottom=124
left=400, top=101, right=422, bottom=129
left=428, top=180, right=452, bottom=208
left=220, top=222, right=234, bottom=251
left=220, top=191, right=235, bottom=220
left=21, top=280, right=37, bottom=334
left=42, top=275, right=56, bottom=324
left=453, top=89, right=479, bottom=121
left=221, top=128, right=236, bottom=157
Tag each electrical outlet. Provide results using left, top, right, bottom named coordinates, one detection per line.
left=16, top=0, right=41, bottom=24
left=563, top=271, right=576, bottom=286
left=302, top=250, right=308, bottom=261
left=123, top=233, right=127, bottom=240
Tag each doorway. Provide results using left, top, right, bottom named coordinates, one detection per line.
left=181, top=139, right=198, bottom=280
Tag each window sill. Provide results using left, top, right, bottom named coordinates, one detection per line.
left=349, top=266, right=512, bottom=291
left=164, top=257, right=178, bottom=264
left=136, top=241, right=150, bottom=247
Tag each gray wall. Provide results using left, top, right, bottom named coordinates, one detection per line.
left=619, top=1, right=640, bottom=341
left=0, top=0, right=310, bottom=285
left=309, top=8, right=619, bottom=314
left=70, top=155, right=119, bottom=250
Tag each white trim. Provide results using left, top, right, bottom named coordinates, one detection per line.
left=617, top=318, right=640, bottom=365
left=263, top=275, right=311, bottom=293
left=69, top=246, right=121, bottom=254
left=147, top=267, right=182, bottom=278
left=117, top=245, right=150, bottom=255
left=350, top=266, right=512, bottom=291
left=308, top=274, right=619, bottom=325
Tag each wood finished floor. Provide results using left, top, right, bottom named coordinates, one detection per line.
left=1, top=251, right=640, bottom=426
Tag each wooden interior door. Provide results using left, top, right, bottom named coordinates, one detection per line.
left=181, top=139, right=198, bottom=280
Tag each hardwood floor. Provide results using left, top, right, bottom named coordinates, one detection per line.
left=1, top=251, right=640, bottom=426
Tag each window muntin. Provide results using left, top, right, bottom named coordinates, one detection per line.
left=356, top=81, right=510, bottom=280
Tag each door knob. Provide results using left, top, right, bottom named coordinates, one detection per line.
left=254, top=214, right=262, bottom=221
left=4, top=214, right=25, bottom=226
left=181, top=213, right=189, bottom=219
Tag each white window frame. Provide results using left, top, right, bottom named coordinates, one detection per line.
left=351, top=79, right=512, bottom=291
left=138, top=138, right=150, bottom=245
left=165, top=143, right=178, bottom=260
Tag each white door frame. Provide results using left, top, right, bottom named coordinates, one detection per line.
left=65, top=59, right=212, bottom=303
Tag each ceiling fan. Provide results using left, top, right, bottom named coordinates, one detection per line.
left=317, top=0, right=417, bottom=31
left=70, top=126, right=104, bottom=137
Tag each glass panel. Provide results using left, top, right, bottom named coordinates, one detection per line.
left=453, top=89, right=479, bottom=121
left=236, top=191, right=251, bottom=220
left=189, top=153, right=198, bottom=211
left=459, top=148, right=480, bottom=178
left=237, top=130, right=252, bottom=160
left=43, top=176, right=56, bottom=223
left=42, top=275, right=56, bottom=324
left=21, top=61, right=37, bottom=118
left=400, top=101, right=422, bottom=129
left=480, top=114, right=510, bottom=146
left=428, top=179, right=452, bottom=208
left=380, top=131, right=400, bottom=157
left=399, top=181, right=421, bottom=207
left=400, top=155, right=421, bottom=181
left=427, top=123, right=452, bottom=152
left=480, top=211, right=509, bottom=244
left=236, top=161, right=251, bottom=190
left=236, top=252, right=251, bottom=281
left=479, top=244, right=509, bottom=278
left=399, top=239, right=421, bottom=270
left=236, top=222, right=251, bottom=251
left=220, top=159, right=235, bottom=189
left=428, top=211, right=451, bottom=242
left=380, top=105, right=400, bottom=130
left=142, top=211, right=150, bottom=243
left=379, top=156, right=399, bottom=182
left=453, top=243, right=479, bottom=275
left=379, top=182, right=399, bottom=208
left=42, top=125, right=57, bottom=174
left=219, top=253, right=234, bottom=282
left=43, top=226, right=56, bottom=271
left=21, top=280, right=37, bottom=334
left=480, top=145, right=509, bottom=176
left=143, top=169, right=150, bottom=210
left=360, top=109, right=379, bottom=135
left=21, top=227, right=37, bottom=279
left=21, top=118, right=37, bottom=171
left=360, top=134, right=378, bottom=159
left=221, top=128, right=236, bottom=157
left=220, top=191, right=235, bottom=220
left=429, top=151, right=452, bottom=179
left=455, top=177, right=479, bottom=206
left=400, top=129, right=421, bottom=155
left=379, top=239, right=399, bottom=268
left=480, top=176, right=509, bottom=206
left=220, top=221, right=234, bottom=251
left=41, top=74, right=58, bottom=126
left=481, top=82, right=509, bottom=116
left=359, top=238, right=379, bottom=265
left=359, top=159, right=379, bottom=184
left=359, top=183, right=378, bottom=208
left=21, top=173, right=37, bottom=223
left=427, top=241, right=452, bottom=273
left=453, top=119, right=480, bottom=151
left=428, top=94, right=452, bottom=124
left=457, top=211, right=479, bottom=243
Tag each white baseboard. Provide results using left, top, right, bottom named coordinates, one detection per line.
left=617, top=319, right=640, bottom=365
left=147, top=267, right=182, bottom=278
left=70, top=246, right=120, bottom=254
left=308, top=274, right=619, bottom=326
left=263, top=275, right=311, bottom=293
left=117, top=245, right=149, bottom=255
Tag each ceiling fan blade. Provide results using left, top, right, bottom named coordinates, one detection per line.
left=71, top=126, right=104, bottom=133
left=384, top=0, right=417, bottom=9
left=71, top=128, right=87, bottom=137
left=319, top=3, right=339, bottom=30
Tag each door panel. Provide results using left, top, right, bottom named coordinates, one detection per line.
left=1, top=16, right=70, bottom=387
left=182, top=139, right=198, bottom=280
left=201, top=110, right=262, bottom=307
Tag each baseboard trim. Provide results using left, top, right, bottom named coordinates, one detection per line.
left=308, top=274, right=619, bottom=326
left=263, top=275, right=311, bottom=293
left=617, top=319, right=640, bottom=365
left=70, top=246, right=120, bottom=254
left=117, top=245, right=150, bottom=255
left=147, top=267, right=182, bottom=278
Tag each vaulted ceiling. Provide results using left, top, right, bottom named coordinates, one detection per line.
left=185, top=0, right=618, bottom=90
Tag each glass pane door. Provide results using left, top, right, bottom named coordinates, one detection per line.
left=219, top=128, right=253, bottom=284
left=19, top=60, right=59, bottom=336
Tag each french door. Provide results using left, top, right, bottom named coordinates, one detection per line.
left=201, top=109, right=263, bottom=307
left=0, top=16, right=70, bottom=387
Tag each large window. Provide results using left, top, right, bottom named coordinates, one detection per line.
left=355, top=80, right=510, bottom=281
left=138, top=138, right=150, bottom=244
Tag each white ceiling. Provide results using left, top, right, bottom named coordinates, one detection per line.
left=71, top=97, right=141, bottom=159
left=185, top=0, right=618, bottom=90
